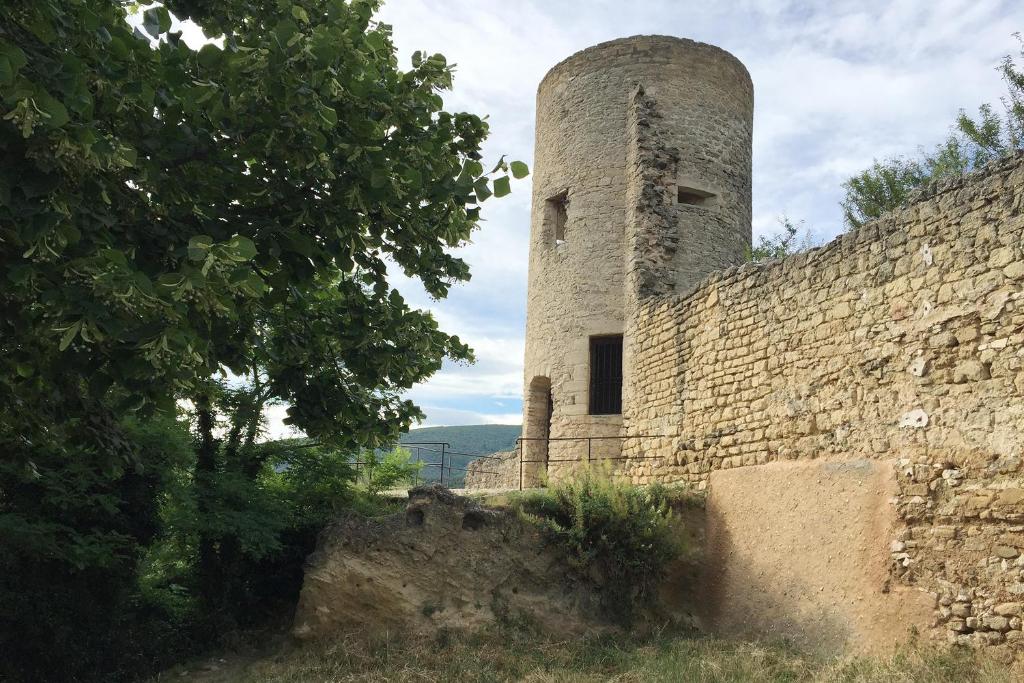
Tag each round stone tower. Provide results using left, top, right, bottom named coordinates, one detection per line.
left=521, top=36, right=753, bottom=483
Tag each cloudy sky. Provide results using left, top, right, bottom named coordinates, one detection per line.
left=370, top=0, right=1024, bottom=428
left=156, top=1, right=1024, bottom=432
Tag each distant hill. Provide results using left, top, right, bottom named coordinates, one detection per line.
left=397, top=424, right=521, bottom=487
left=401, top=424, right=521, bottom=454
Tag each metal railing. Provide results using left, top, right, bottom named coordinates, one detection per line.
left=351, top=442, right=511, bottom=488
left=513, top=434, right=668, bottom=490
left=401, top=442, right=509, bottom=487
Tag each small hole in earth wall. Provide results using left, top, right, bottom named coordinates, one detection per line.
left=406, top=508, right=425, bottom=527
left=462, top=510, right=486, bottom=531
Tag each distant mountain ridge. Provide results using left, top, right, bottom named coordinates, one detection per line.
left=400, top=424, right=521, bottom=456
left=397, top=424, right=521, bottom=486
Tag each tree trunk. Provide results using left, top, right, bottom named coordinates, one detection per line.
left=194, top=392, right=221, bottom=613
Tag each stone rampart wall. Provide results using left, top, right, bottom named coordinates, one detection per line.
left=464, top=451, right=520, bottom=490
left=622, top=152, right=1024, bottom=656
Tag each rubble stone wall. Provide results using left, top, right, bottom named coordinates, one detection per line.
left=622, top=152, right=1024, bottom=656
left=464, top=450, right=520, bottom=490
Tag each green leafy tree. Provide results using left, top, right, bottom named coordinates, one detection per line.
left=748, top=216, right=817, bottom=262
left=841, top=34, right=1024, bottom=228
left=955, top=32, right=1024, bottom=166
left=840, top=157, right=928, bottom=229
left=150, top=419, right=363, bottom=633
left=357, top=446, right=422, bottom=495
left=1, top=0, right=524, bottom=441
left=1, top=0, right=525, bottom=679
left=0, top=413, right=196, bottom=681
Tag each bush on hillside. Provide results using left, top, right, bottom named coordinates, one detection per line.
left=357, top=447, right=423, bottom=495
left=515, top=468, right=681, bottom=624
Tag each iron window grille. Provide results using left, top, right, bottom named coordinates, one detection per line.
left=589, top=335, right=623, bottom=415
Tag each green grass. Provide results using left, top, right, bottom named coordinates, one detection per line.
left=158, top=626, right=1016, bottom=683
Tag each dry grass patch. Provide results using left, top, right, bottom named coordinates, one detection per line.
left=158, top=627, right=1017, bottom=683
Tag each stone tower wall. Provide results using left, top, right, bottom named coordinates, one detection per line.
left=621, top=152, right=1024, bottom=656
left=522, top=36, right=752, bottom=482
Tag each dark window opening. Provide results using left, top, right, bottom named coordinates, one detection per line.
left=589, top=335, right=623, bottom=415
left=546, top=191, right=569, bottom=245
left=677, top=185, right=716, bottom=207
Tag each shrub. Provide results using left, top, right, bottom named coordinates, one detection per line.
left=515, top=468, right=681, bottom=624
left=358, top=447, right=423, bottom=495
left=748, top=216, right=819, bottom=262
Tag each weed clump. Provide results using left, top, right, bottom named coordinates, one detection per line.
left=514, top=468, right=680, bottom=624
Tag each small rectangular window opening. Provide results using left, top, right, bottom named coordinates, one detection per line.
left=546, top=191, right=568, bottom=245
left=677, top=185, right=716, bottom=208
left=589, top=335, right=623, bottom=415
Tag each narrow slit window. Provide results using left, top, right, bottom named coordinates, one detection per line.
left=589, top=335, right=623, bottom=415
left=677, top=185, right=716, bottom=208
left=546, top=191, right=568, bottom=245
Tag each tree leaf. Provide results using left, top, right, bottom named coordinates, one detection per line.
left=493, top=176, right=511, bottom=198
left=59, top=322, right=80, bottom=351
left=0, top=41, right=27, bottom=86
left=318, top=104, right=338, bottom=128
left=273, top=19, right=299, bottom=45
left=510, top=160, right=529, bottom=179
left=401, top=167, right=422, bottom=187
left=157, top=7, right=173, bottom=33
left=108, top=37, right=128, bottom=59
left=26, top=14, right=57, bottom=44
left=473, top=178, right=491, bottom=202
left=142, top=8, right=169, bottom=38
left=198, top=44, right=221, bottom=69
left=364, top=31, right=386, bottom=52
left=370, top=167, right=389, bottom=188
left=0, top=40, right=28, bottom=71
left=189, top=235, right=214, bottom=250
left=37, top=93, right=70, bottom=128
left=243, top=272, right=268, bottom=295
left=0, top=57, right=13, bottom=87
left=188, top=235, right=214, bottom=261
left=229, top=235, right=257, bottom=261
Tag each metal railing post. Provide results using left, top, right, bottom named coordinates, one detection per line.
left=519, top=439, right=524, bottom=491
left=413, top=447, right=420, bottom=486
left=587, top=438, right=592, bottom=465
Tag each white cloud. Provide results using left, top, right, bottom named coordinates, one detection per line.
left=414, top=407, right=523, bottom=428
left=153, top=0, right=1024, bottom=430
left=378, top=0, right=1024, bottom=426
